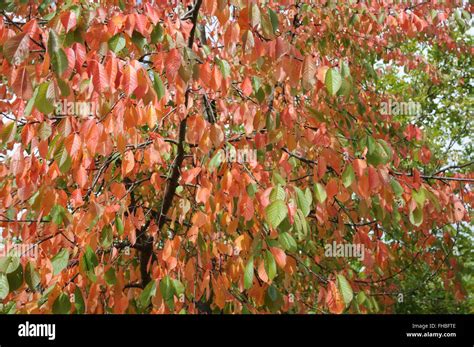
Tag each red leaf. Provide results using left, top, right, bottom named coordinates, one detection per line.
left=454, top=201, right=465, bottom=221
left=122, top=151, right=135, bottom=177
left=270, top=247, right=287, bottom=269
left=353, top=159, right=367, bottom=177
left=62, top=47, right=76, bottom=78
left=11, top=66, right=32, bottom=99
left=60, top=11, right=77, bottom=33
left=368, top=166, right=380, bottom=192
left=165, top=48, right=181, bottom=82
left=64, top=133, right=81, bottom=157
left=326, top=280, right=345, bottom=314
left=121, top=63, right=138, bottom=96
left=72, top=43, right=86, bottom=70
left=3, top=33, right=30, bottom=65
left=181, top=167, right=201, bottom=184
left=89, top=60, right=108, bottom=93
left=196, top=186, right=210, bottom=204
left=74, top=165, right=88, bottom=188
left=241, top=77, right=252, bottom=96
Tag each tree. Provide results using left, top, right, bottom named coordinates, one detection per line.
left=0, top=0, right=472, bottom=314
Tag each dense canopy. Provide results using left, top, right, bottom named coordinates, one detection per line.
left=0, top=0, right=472, bottom=314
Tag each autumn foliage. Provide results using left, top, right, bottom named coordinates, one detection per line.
left=0, top=0, right=472, bottom=314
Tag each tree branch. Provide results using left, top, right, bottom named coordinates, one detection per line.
left=138, top=0, right=203, bottom=287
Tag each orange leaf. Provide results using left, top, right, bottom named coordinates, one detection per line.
left=270, top=247, right=287, bottom=269
left=60, top=11, right=77, bottom=32
left=181, top=167, right=201, bottom=184
left=165, top=48, right=181, bottom=82
left=454, top=201, right=465, bottom=221
left=353, top=159, right=367, bottom=177
left=241, top=77, right=252, bottom=96
left=326, top=280, right=345, bottom=314
left=122, top=151, right=135, bottom=177
left=121, top=63, right=138, bottom=96
left=11, top=66, right=32, bottom=99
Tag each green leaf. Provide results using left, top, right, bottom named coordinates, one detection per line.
left=47, top=30, right=60, bottom=54
left=260, top=12, right=274, bottom=39
left=51, top=49, right=68, bottom=76
left=53, top=143, right=72, bottom=173
left=264, top=250, right=277, bottom=281
left=264, top=285, right=283, bottom=312
left=108, top=34, right=126, bottom=53
left=52, top=248, right=69, bottom=275
left=131, top=31, right=146, bottom=53
left=84, top=246, right=98, bottom=268
left=115, top=216, right=124, bottom=235
left=412, top=188, right=426, bottom=208
left=337, top=78, right=352, bottom=97
left=337, top=274, right=353, bottom=307
left=356, top=291, right=367, bottom=305
left=25, top=262, right=40, bottom=291
left=152, top=71, right=165, bottom=101
left=7, top=263, right=23, bottom=291
left=342, top=166, right=355, bottom=188
left=0, top=256, right=20, bottom=274
left=0, top=273, right=9, bottom=300
left=38, top=122, right=52, bottom=140
left=314, top=183, right=327, bottom=203
left=367, top=136, right=376, bottom=154
left=172, top=279, right=185, bottom=296
left=38, top=284, right=55, bottom=307
left=140, top=280, right=157, bottom=307
left=390, top=179, right=404, bottom=197
left=325, top=68, right=342, bottom=96
left=74, top=287, right=85, bottom=314
left=159, top=276, right=174, bottom=301
left=272, top=172, right=286, bottom=186
left=246, top=183, right=258, bottom=197
left=371, top=296, right=379, bottom=313
left=50, top=204, right=66, bottom=225
left=105, top=267, right=117, bottom=285
left=80, top=246, right=98, bottom=281
left=367, top=139, right=392, bottom=165
left=294, top=187, right=311, bottom=217
left=278, top=232, right=297, bottom=252
left=208, top=151, right=222, bottom=172
left=244, top=257, right=254, bottom=290
left=24, top=87, right=39, bottom=116
left=150, top=24, right=164, bottom=44
left=100, top=225, right=113, bottom=248
left=265, top=200, right=287, bottom=228
left=215, top=57, right=231, bottom=78
left=52, top=293, right=71, bottom=314
left=269, top=185, right=285, bottom=202
left=377, top=139, right=393, bottom=163
left=341, top=60, right=351, bottom=78
left=35, top=82, right=55, bottom=114
left=250, top=3, right=261, bottom=27
left=0, top=121, right=16, bottom=145
left=57, top=78, right=70, bottom=96
left=409, top=206, right=423, bottom=227
left=268, top=8, right=279, bottom=33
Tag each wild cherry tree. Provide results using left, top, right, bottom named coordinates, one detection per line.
left=0, top=0, right=472, bottom=313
